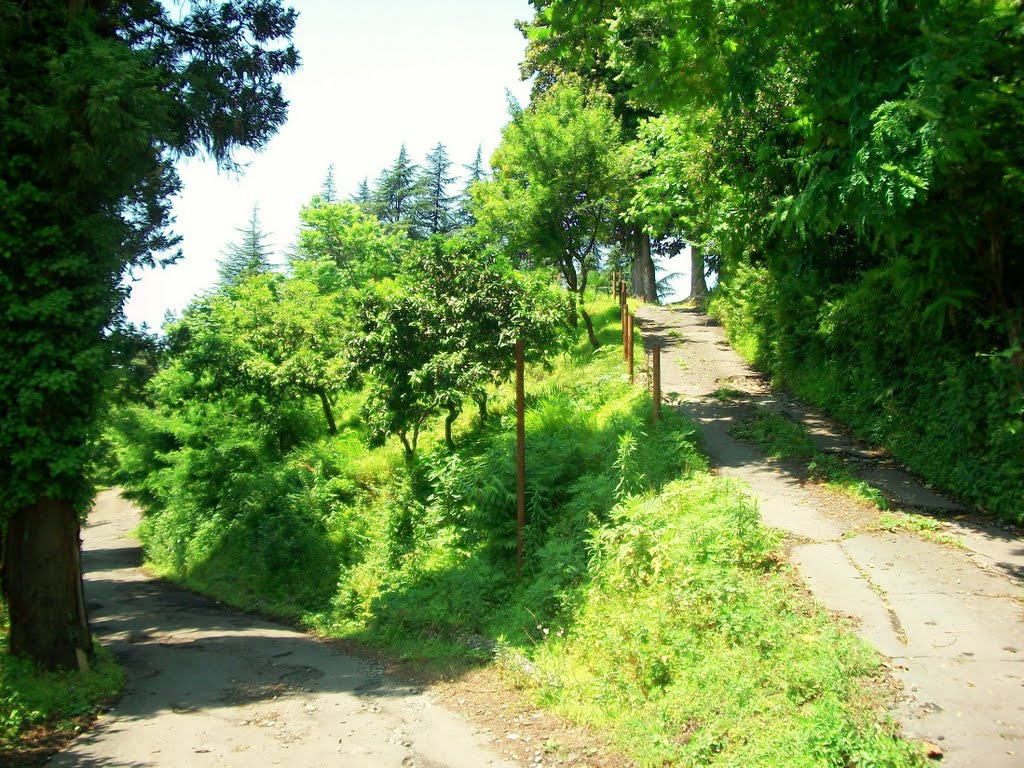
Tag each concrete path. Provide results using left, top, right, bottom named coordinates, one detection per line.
left=54, top=490, right=514, bottom=768
left=636, top=305, right=1024, bottom=767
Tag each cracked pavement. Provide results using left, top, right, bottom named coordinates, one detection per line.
left=55, top=491, right=514, bottom=768
left=635, top=304, right=1024, bottom=767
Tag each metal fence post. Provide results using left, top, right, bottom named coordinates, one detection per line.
left=653, top=344, right=661, bottom=423
left=515, top=340, right=525, bottom=577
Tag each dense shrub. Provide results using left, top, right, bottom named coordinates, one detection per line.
left=709, top=260, right=1024, bottom=523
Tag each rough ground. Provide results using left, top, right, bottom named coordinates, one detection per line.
left=57, top=491, right=622, bottom=768
left=636, top=304, right=1024, bottom=767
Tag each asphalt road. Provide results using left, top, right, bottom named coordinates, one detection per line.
left=54, top=490, right=514, bottom=768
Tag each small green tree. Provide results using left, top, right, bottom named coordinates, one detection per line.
left=473, top=80, right=625, bottom=347
left=351, top=177, right=373, bottom=210
left=170, top=272, right=349, bottom=437
left=353, top=236, right=567, bottom=455
left=414, top=142, right=458, bottom=236
left=458, top=144, right=487, bottom=227
left=294, top=199, right=407, bottom=287
left=373, top=145, right=419, bottom=235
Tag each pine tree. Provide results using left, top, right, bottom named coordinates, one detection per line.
left=414, top=142, right=457, bottom=236
left=218, top=207, right=274, bottom=287
left=372, top=145, right=418, bottom=232
left=321, top=163, right=337, bottom=203
left=351, top=177, right=373, bottom=209
left=459, top=144, right=487, bottom=226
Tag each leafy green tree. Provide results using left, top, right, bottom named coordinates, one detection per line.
left=170, top=273, right=349, bottom=437
left=473, top=80, right=625, bottom=347
left=353, top=236, right=567, bottom=455
left=414, top=142, right=457, bottom=236
left=520, top=3, right=659, bottom=301
left=217, top=207, right=274, bottom=288
left=0, top=0, right=298, bottom=669
left=294, top=199, right=406, bottom=287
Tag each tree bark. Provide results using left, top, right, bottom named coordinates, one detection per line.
left=317, top=389, right=337, bottom=435
left=581, top=307, right=600, bottom=348
left=690, top=243, right=709, bottom=306
left=2, top=498, right=92, bottom=670
left=632, top=228, right=657, bottom=302
left=398, top=429, right=414, bottom=458
left=476, top=392, right=488, bottom=425
left=444, top=404, right=458, bottom=449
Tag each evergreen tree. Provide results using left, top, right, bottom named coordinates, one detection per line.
left=372, top=145, right=419, bottom=233
left=0, top=0, right=298, bottom=669
left=414, top=142, right=457, bottom=236
left=217, top=207, right=274, bottom=287
left=351, top=177, right=372, bottom=209
left=458, top=144, right=487, bottom=227
left=321, top=164, right=337, bottom=203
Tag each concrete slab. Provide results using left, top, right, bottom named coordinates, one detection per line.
left=792, top=542, right=906, bottom=657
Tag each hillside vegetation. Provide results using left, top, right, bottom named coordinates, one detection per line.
left=523, top=0, right=1024, bottom=523
left=106, top=297, right=924, bottom=766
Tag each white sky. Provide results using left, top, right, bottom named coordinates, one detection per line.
left=124, top=0, right=536, bottom=329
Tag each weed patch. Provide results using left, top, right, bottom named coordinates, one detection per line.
left=730, top=408, right=889, bottom=509
left=1, top=617, right=122, bottom=756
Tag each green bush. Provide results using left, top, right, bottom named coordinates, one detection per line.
left=709, top=259, right=1024, bottom=523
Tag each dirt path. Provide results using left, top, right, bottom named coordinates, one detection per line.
left=56, top=491, right=518, bottom=768
left=635, top=305, right=1024, bottom=767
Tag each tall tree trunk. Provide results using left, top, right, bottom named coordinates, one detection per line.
left=317, top=389, right=337, bottom=435
left=581, top=307, right=600, bottom=348
left=2, top=498, right=92, bottom=670
left=690, top=243, right=709, bottom=306
left=632, top=228, right=657, bottom=302
left=444, top=404, right=458, bottom=449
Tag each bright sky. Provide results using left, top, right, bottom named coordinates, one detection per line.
left=124, top=0, right=536, bottom=330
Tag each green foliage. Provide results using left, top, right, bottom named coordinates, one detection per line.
left=0, top=0, right=298, bottom=519
left=527, top=477, right=922, bottom=766
left=294, top=199, right=406, bottom=286
left=472, top=79, right=626, bottom=311
left=522, top=0, right=1024, bottom=522
left=711, top=262, right=1024, bottom=522
left=372, top=144, right=420, bottom=234
left=352, top=235, right=569, bottom=455
left=0, top=633, right=123, bottom=749
left=166, top=271, right=350, bottom=434
left=414, top=142, right=458, bottom=237
left=111, top=296, right=922, bottom=765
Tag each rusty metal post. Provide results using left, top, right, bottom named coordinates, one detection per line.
left=515, top=340, right=526, bottom=577
left=628, top=314, right=635, bottom=383
left=653, top=344, right=661, bottom=423
left=622, top=306, right=628, bottom=360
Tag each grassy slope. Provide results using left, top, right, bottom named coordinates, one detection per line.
left=130, top=298, right=925, bottom=766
